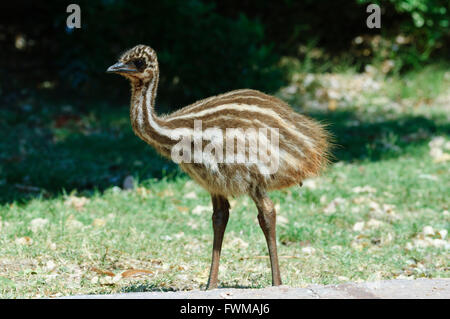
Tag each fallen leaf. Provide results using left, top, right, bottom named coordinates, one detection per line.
left=90, top=267, right=115, bottom=277
left=15, top=236, right=33, bottom=245
left=120, top=269, right=154, bottom=278
left=422, top=226, right=434, bottom=237
left=64, top=195, right=90, bottom=210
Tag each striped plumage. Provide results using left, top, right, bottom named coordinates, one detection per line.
left=107, top=45, right=330, bottom=289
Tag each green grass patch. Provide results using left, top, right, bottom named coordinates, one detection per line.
left=0, top=65, right=449, bottom=298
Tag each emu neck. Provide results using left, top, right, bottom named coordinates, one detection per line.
left=129, top=76, right=174, bottom=155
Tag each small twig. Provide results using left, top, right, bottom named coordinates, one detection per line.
left=90, top=267, right=115, bottom=277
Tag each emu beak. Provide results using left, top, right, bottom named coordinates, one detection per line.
left=106, top=62, right=137, bottom=73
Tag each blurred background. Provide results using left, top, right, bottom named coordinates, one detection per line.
left=0, top=0, right=449, bottom=202
left=2, top=0, right=449, bottom=106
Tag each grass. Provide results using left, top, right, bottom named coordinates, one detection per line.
left=0, top=64, right=449, bottom=298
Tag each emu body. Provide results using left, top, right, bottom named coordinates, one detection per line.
left=107, top=45, right=330, bottom=289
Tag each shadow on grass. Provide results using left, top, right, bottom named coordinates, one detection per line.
left=120, top=283, right=181, bottom=293
left=120, top=283, right=259, bottom=293
left=0, top=104, right=448, bottom=205
left=218, top=284, right=262, bottom=289
left=311, top=110, right=449, bottom=162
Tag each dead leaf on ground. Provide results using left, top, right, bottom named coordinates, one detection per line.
left=120, top=269, right=154, bottom=278
left=15, top=236, right=33, bottom=245
left=90, top=267, right=115, bottom=277
left=64, top=195, right=90, bottom=210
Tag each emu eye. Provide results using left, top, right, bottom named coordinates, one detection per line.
left=133, top=58, right=145, bottom=70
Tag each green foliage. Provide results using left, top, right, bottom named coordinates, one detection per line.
left=358, top=0, right=449, bottom=65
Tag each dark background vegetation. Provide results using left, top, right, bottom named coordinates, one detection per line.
left=0, top=0, right=448, bottom=203
left=1, top=0, right=448, bottom=108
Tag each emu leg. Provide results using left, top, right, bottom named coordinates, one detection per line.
left=251, top=189, right=282, bottom=286
left=206, top=194, right=230, bottom=290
